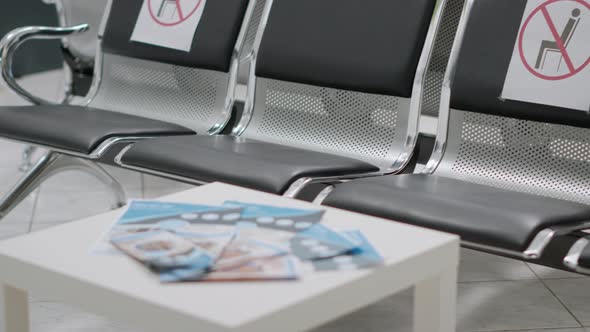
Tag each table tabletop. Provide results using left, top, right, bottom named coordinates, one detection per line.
left=0, top=182, right=458, bottom=332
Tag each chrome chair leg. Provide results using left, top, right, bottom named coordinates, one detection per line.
left=72, top=159, right=126, bottom=209
left=19, top=146, right=38, bottom=172
left=1, top=152, right=60, bottom=220
left=0, top=151, right=126, bottom=221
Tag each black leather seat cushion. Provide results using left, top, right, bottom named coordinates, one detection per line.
left=451, top=0, right=590, bottom=129
left=578, top=242, right=590, bottom=268
left=256, top=0, right=435, bottom=97
left=121, top=135, right=379, bottom=194
left=0, top=105, right=194, bottom=154
left=323, top=174, right=590, bottom=252
left=103, top=0, right=249, bottom=73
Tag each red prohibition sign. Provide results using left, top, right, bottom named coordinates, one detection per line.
left=148, top=0, right=204, bottom=27
left=518, top=0, right=590, bottom=80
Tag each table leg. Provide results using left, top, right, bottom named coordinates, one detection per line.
left=413, top=266, right=457, bottom=332
left=1, top=284, right=29, bottom=332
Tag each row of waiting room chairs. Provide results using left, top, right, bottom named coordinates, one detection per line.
left=1, top=0, right=590, bottom=275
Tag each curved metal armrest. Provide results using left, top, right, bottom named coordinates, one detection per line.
left=0, top=24, right=89, bottom=105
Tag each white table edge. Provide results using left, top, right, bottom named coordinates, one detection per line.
left=0, top=238, right=458, bottom=332
left=0, top=183, right=460, bottom=332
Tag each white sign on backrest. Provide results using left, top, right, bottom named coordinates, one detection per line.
left=501, top=0, right=590, bottom=112
left=131, top=0, right=207, bottom=52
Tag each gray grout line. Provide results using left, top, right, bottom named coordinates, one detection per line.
left=456, top=272, right=584, bottom=330
left=29, top=185, right=43, bottom=227
left=27, top=187, right=42, bottom=233
left=458, top=279, right=537, bottom=284
left=522, top=262, right=542, bottom=281
left=529, top=276, right=590, bottom=281
left=482, top=328, right=586, bottom=332
left=539, top=279, right=584, bottom=328
left=523, top=262, right=545, bottom=280
left=458, top=277, right=541, bottom=284
left=526, top=263, right=585, bottom=328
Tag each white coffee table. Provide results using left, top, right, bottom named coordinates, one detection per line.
left=0, top=182, right=459, bottom=332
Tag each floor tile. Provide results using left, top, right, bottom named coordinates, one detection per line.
left=29, top=222, right=61, bottom=232
left=528, top=263, right=587, bottom=280
left=0, top=144, right=48, bottom=172
left=37, top=166, right=142, bottom=194
left=0, top=165, right=28, bottom=191
left=0, top=193, right=37, bottom=226
left=0, top=167, right=39, bottom=225
left=0, top=140, right=31, bottom=168
left=30, top=301, right=140, bottom=332
left=312, top=289, right=413, bottom=332
left=0, top=173, right=36, bottom=240
left=101, top=165, right=143, bottom=190
left=142, top=174, right=195, bottom=199
left=459, top=249, right=537, bottom=282
left=32, top=189, right=141, bottom=225
left=456, top=280, right=579, bottom=331
left=0, top=222, right=30, bottom=240
left=0, top=70, right=64, bottom=106
left=545, top=278, right=590, bottom=326
left=498, top=329, right=590, bottom=332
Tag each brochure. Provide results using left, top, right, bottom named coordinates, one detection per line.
left=204, top=256, right=300, bottom=282
left=103, top=200, right=382, bottom=283
left=222, top=201, right=356, bottom=261
left=222, top=201, right=325, bottom=232
left=311, top=230, right=384, bottom=271
left=94, top=200, right=240, bottom=255
left=111, top=230, right=213, bottom=270
left=290, top=224, right=358, bottom=260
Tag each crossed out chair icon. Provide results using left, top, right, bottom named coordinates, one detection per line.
left=535, top=8, right=581, bottom=71
left=157, top=0, right=181, bottom=19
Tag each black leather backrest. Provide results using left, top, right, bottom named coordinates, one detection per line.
left=256, top=0, right=436, bottom=98
left=451, top=0, right=590, bottom=128
left=102, top=0, right=249, bottom=72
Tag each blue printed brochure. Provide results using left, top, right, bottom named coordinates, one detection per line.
left=96, top=200, right=240, bottom=258
left=221, top=201, right=357, bottom=261
left=310, top=230, right=384, bottom=271
left=100, top=200, right=382, bottom=282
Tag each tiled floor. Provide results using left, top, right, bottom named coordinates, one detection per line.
left=0, top=72, right=589, bottom=332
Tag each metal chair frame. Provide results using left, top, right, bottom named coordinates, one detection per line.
left=317, top=0, right=590, bottom=261
left=564, top=237, right=590, bottom=274
left=429, top=0, right=590, bottom=260
left=45, top=0, right=107, bottom=102
left=115, top=0, right=448, bottom=198
left=0, top=0, right=253, bottom=221
left=18, top=0, right=107, bottom=172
